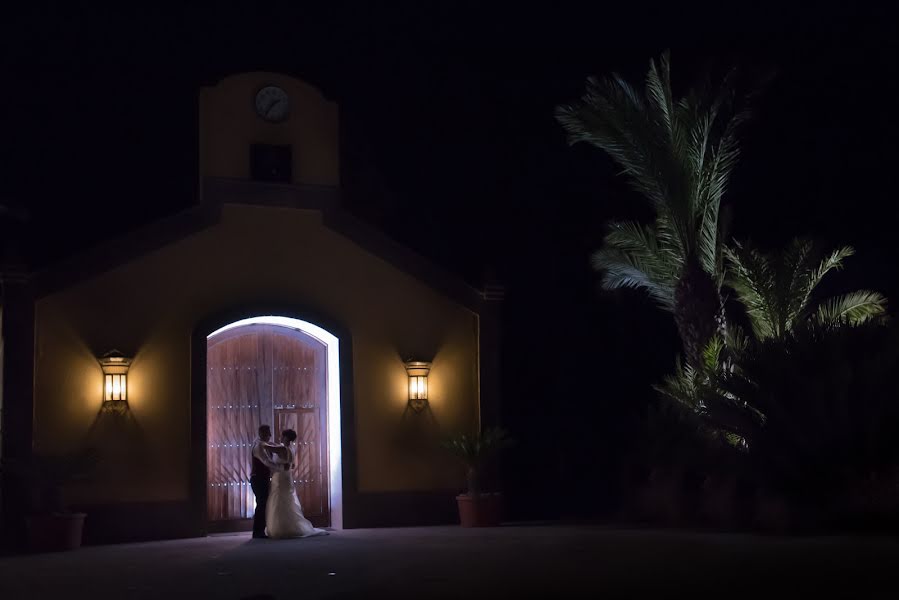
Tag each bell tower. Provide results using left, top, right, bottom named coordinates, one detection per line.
left=198, top=73, right=339, bottom=187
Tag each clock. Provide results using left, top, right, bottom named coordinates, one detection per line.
left=254, top=85, right=290, bottom=123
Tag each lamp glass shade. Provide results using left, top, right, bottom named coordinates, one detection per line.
left=99, top=351, right=132, bottom=402
left=404, top=360, right=431, bottom=404
left=408, top=375, right=428, bottom=400
left=105, top=373, right=127, bottom=401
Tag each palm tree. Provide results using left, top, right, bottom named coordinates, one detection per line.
left=556, top=52, right=752, bottom=367
left=725, top=238, right=887, bottom=341
left=656, top=239, right=887, bottom=447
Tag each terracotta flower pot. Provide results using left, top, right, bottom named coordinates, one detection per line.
left=26, top=513, right=86, bottom=552
left=456, top=493, right=503, bottom=527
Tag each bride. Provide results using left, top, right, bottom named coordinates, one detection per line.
left=262, top=429, right=329, bottom=539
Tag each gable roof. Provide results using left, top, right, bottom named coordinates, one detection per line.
left=28, top=178, right=491, bottom=313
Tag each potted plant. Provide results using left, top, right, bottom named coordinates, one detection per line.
left=2, top=448, right=98, bottom=552
left=442, top=427, right=513, bottom=527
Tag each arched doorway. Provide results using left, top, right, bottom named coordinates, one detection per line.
left=205, top=316, right=342, bottom=530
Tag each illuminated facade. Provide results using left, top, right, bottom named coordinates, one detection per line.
left=0, top=73, right=504, bottom=543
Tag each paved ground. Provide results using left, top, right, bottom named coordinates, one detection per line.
left=1, top=524, right=898, bottom=599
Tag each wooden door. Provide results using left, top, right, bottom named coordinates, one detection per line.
left=207, top=323, right=330, bottom=527
left=271, top=326, right=329, bottom=527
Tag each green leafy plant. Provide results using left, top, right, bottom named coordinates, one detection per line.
left=442, top=428, right=514, bottom=496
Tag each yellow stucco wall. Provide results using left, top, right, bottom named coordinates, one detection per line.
left=33, top=205, right=479, bottom=505
left=199, top=72, right=339, bottom=186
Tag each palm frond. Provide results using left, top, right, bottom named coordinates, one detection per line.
left=815, top=291, right=887, bottom=326
left=592, top=248, right=677, bottom=310
left=701, top=334, right=726, bottom=374
left=694, top=111, right=744, bottom=274
left=725, top=242, right=778, bottom=339
left=591, top=220, right=679, bottom=310
left=645, top=51, right=675, bottom=139
left=801, top=245, right=854, bottom=311
left=781, top=238, right=815, bottom=326
left=555, top=74, right=671, bottom=212
left=653, top=357, right=703, bottom=410
left=728, top=238, right=887, bottom=341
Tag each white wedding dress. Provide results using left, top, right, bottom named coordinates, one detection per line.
left=265, top=446, right=329, bottom=539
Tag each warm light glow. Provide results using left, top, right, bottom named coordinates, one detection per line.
left=408, top=375, right=428, bottom=400
left=404, top=360, right=431, bottom=411
left=207, top=315, right=343, bottom=529
left=104, top=373, right=127, bottom=401
left=99, top=351, right=131, bottom=402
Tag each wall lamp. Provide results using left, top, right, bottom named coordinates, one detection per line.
left=404, top=360, right=431, bottom=413
left=99, top=350, right=131, bottom=404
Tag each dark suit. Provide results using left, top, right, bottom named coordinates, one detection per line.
left=250, top=440, right=273, bottom=538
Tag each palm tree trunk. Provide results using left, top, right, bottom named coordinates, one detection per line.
left=674, top=260, right=722, bottom=368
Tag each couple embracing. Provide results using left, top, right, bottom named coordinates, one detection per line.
left=250, top=424, right=328, bottom=539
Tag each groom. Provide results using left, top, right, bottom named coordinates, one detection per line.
left=250, top=424, right=284, bottom=539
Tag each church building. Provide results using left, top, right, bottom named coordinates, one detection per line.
left=0, top=73, right=503, bottom=544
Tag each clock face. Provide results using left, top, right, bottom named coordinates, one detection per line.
left=254, top=86, right=290, bottom=123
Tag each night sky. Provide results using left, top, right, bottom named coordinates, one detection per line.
left=4, top=3, right=899, bottom=518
